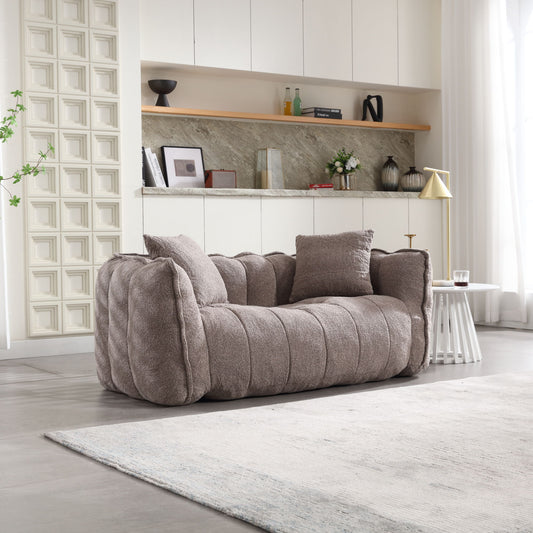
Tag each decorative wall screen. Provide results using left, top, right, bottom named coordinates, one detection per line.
left=23, top=0, right=121, bottom=336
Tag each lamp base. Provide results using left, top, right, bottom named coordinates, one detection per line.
left=432, top=279, right=455, bottom=287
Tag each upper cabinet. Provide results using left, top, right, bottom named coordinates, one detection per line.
left=140, top=0, right=194, bottom=65
left=303, top=0, right=352, bottom=81
left=194, top=0, right=251, bottom=70
left=398, top=0, right=441, bottom=89
left=353, top=0, right=398, bottom=86
left=251, top=0, right=304, bottom=76
left=139, top=0, right=441, bottom=90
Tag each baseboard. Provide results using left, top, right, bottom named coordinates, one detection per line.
left=0, top=335, right=95, bottom=360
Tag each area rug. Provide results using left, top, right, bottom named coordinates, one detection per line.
left=45, top=373, right=533, bottom=533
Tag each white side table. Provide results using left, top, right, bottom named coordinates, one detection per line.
left=431, top=283, right=499, bottom=364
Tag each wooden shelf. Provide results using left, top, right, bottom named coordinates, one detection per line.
left=141, top=105, right=430, bottom=132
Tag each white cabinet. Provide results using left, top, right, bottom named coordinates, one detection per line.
left=143, top=196, right=205, bottom=247
left=194, top=0, right=251, bottom=71
left=314, top=197, right=363, bottom=234
left=204, top=197, right=262, bottom=255
left=251, top=0, right=303, bottom=76
left=261, top=198, right=314, bottom=254
left=352, top=0, right=398, bottom=85
left=139, top=0, right=194, bottom=65
left=303, top=0, right=352, bottom=81
left=398, top=0, right=441, bottom=89
left=363, top=198, right=409, bottom=252
left=408, top=198, right=443, bottom=279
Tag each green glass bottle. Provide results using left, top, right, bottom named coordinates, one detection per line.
left=293, top=88, right=302, bottom=116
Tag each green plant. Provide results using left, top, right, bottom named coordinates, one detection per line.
left=325, top=148, right=361, bottom=178
left=0, top=90, right=54, bottom=206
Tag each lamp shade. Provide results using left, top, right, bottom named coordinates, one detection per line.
left=418, top=172, right=452, bottom=199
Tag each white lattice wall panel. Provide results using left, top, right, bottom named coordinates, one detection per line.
left=23, top=0, right=121, bottom=336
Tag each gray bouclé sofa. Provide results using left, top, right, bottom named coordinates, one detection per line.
left=94, top=232, right=432, bottom=405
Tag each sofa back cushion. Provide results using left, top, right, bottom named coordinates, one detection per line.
left=289, top=230, right=374, bottom=303
left=210, top=252, right=296, bottom=307
left=144, top=234, right=228, bottom=306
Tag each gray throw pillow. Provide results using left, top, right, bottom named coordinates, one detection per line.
left=144, top=234, right=228, bottom=306
left=289, top=230, right=374, bottom=303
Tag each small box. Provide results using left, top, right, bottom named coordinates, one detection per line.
left=205, top=170, right=236, bottom=188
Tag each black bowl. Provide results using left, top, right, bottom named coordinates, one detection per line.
left=148, top=79, right=177, bottom=107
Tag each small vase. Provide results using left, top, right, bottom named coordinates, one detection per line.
left=381, top=156, right=400, bottom=191
left=400, top=166, right=425, bottom=192
left=339, top=173, right=352, bottom=190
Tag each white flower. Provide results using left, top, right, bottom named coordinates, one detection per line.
left=336, top=166, right=343, bottom=173
left=334, top=161, right=342, bottom=167
left=346, top=156, right=358, bottom=170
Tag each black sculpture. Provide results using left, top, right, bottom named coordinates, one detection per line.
left=148, top=79, right=177, bottom=107
left=362, top=94, right=383, bottom=122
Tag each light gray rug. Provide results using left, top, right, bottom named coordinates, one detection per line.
left=46, top=373, right=533, bottom=533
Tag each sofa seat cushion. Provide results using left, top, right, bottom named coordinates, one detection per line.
left=201, top=295, right=412, bottom=400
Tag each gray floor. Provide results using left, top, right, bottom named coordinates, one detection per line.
left=1, top=326, right=533, bottom=533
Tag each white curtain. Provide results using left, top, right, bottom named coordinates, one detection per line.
left=442, top=0, right=533, bottom=325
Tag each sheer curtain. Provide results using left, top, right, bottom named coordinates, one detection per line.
left=442, top=0, right=533, bottom=325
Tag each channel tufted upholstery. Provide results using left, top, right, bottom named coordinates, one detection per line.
left=95, top=248, right=432, bottom=405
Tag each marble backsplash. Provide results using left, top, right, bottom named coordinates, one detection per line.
left=142, top=115, right=415, bottom=190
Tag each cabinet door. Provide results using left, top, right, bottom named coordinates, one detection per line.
left=251, top=0, right=303, bottom=76
left=303, top=0, right=352, bottom=81
left=204, top=197, right=262, bottom=255
left=261, top=198, right=314, bottom=254
left=363, top=198, right=409, bottom=252
left=408, top=198, right=443, bottom=279
left=194, top=0, right=251, bottom=71
left=398, top=0, right=441, bottom=89
left=314, top=197, right=363, bottom=235
left=139, top=0, right=194, bottom=65
left=352, top=0, right=397, bottom=85
left=143, top=196, right=205, bottom=250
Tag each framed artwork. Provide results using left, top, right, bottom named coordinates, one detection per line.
left=161, top=146, right=205, bottom=188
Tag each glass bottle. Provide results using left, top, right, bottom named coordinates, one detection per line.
left=293, top=88, right=302, bottom=116
left=283, top=87, right=292, bottom=115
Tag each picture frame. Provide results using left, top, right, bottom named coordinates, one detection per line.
left=161, top=146, right=205, bottom=188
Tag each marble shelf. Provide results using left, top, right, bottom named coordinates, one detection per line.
left=141, top=187, right=420, bottom=198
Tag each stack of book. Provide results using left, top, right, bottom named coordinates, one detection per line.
left=309, top=183, right=334, bottom=189
left=142, top=147, right=167, bottom=187
left=302, top=107, right=342, bottom=120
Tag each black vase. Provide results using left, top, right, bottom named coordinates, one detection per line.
left=148, top=79, right=177, bottom=107
left=381, top=156, right=400, bottom=191
left=400, top=166, right=425, bottom=192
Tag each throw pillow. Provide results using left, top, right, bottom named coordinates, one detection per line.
left=289, top=230, right=374, bottom=303
left=143, top=234, right=228, bottom=306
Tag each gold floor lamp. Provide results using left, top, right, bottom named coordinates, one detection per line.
left=419, top=167, right=453, bottom=286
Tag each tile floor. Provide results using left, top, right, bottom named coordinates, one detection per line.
left=1, top=326, right=532, bottom=532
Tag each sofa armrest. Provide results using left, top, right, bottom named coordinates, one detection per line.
left=370, top=249, right=433, bottom=376
left=95, top=254, right=210, bottom=405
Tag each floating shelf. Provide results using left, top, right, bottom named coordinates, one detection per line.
left=141, top=106, right=430, bottom=132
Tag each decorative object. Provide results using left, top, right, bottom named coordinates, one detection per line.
left=381, top=155, right=400, bottom=191
left=361, top=94, right=383, bottom=122
left=205, top=170, right=236, bottom=188
left=400, top=166, right=425, bottom=192
left=46, top=372, right=533, bottom=533
left=292, top=88, right=302, bottom=116
left=148, top=79, right=177, bottom=107
left=419, top=167, right=453, bottom=284
left=161, top=146, right=205, bottom=188
left=453, top=270, right=470, bottom=287
left=325, top=148, right=361, bottom=190
left=289, top=231, right=374, bottom=302
left=256, top=148, right=284, bottom=189
left=283, top=87, right=291, bottom=115
left=0, top=90, right=54, bottom=206
left=431, top=283, right=499, bottom=363
left=93, top=246, right=430, bottom=404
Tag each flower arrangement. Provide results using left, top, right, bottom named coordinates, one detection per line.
left=325, top=148, right=361, bottom=178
